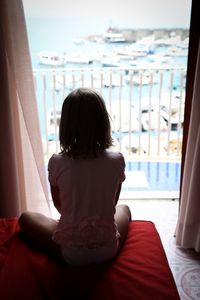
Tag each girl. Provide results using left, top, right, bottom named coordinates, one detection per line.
left=19, top=88, right=131, bottom=266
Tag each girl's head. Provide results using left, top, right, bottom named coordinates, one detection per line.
left=59, top=88, right=113, bottom=158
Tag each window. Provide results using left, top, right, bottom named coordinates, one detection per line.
left=23, top=0, right=192, bottom=199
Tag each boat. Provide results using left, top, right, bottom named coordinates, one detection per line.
left=110, top=101, right=140, bottom=133
left=140, top=109, right=168, bottom=132
left=91, top=70, right=125, bottom=87
left=129, top=60, right=168, bottom=71
left=47, top=110, right=61, bottom=141
left=165, top=46, right=188, bottom=57
left=133, top=93, right=185, bottom=131
left=103, top=76, right=125, bottom=87
left=101, top=54, right=127, bottom=68
left=104, top=32, right=126, bottom=43
left=148, top=53, right=172, bottom=64
left=51, top=74, right=80, bottom=91
left=38, top=51, right=66, bottom=66
left=120, top=133, right=167, bottom=156
left=65, top=54, right=94, bottom=64
left=124, top=73, right=158, bottom=85
left=154, top=35, right=182, bottom=47
left=103, top=26, right=126, bottom=43
left=101, top=59, right=122, bottom=68
left=115, top=48, right=147, bottom=58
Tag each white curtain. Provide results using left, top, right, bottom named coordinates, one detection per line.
left=0, top=0, right=50, bottom=217
left=176, top=39, right=200, bottom=252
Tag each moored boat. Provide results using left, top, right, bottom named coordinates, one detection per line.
left=65, top=54, right=94, bottom=64
left=38, top=51, right=66, bottom=66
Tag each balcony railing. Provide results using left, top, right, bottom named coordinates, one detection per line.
left=34, top=66, right=186, bottom=166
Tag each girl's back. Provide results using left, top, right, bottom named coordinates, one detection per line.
left=49, top=150, right=125, bottom=265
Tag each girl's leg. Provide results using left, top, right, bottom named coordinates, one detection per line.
left=114, top=204, right=132, bottom=250
left=18, top=212, right=63, bottom=261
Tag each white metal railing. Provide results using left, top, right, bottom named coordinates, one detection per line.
left=33, top=67, right=186, bottom=164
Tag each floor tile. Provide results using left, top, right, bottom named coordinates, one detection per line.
left=165, top=238, right=200, bottom=265
left=177, top=284, right=200, bottom=300
left=170, top=265, right=200, bottom=286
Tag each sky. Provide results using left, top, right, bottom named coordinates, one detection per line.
left=23, top=0, right=192, bottom=29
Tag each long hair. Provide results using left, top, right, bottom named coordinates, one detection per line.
left=59, top=88, right=113, bottom=158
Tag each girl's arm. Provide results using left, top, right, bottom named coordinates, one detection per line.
left=50, top=185, right=61, bottom=214
left=115, top=184, right=122, bottom=205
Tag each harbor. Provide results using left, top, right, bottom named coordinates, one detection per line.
left=31, top=26, right=188, bottom=197
left=36, top=27, right=189, bottom=70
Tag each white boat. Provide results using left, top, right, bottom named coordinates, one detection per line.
left=178, top=37, right=189, bottom=49
left=134, top=94, right=185, bottom=131
left=115, top=48, right=147, bottom=58
left=38, top=51, right=66, bottom=66
left=154, top=35, right=182, bottom=47
left=90, top=71, right=124, bottom=87
left=141, top=110, right=168, bottom=132
left=103, top=26, right=126, bottom=43
left=65, top=54, right=94, bottom=64
left=124, top=73, right=158, bottom=85
left=120, top=133, right=169, bottom=156
left=129, top=60, right=168, bottom=70
left=103, top=76, right=125, bottom=87
left=101, top=55, right=126, bottom=68
left=137, top=36, right=155, bottom=45
left=104, top=32, right=126, bottom=43
left=110, top=101, right=140, bottom=133
left=165, top=46, right=188, bottom=57
left=47, top=110, right=61, bottom=141
left=51, top=74, right=80, bottom=91
left=148, top=53, right=172, bottom=64
left=101, top=57, right=121, bottom=68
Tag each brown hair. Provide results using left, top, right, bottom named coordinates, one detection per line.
left=59, top=88, right=113, bottom=158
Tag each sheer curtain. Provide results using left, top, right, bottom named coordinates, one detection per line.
left=176, top=38, right=200, bottom=252
left=0, top=0, right=50, bottom=217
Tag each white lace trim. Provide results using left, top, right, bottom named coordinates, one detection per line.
left=53, top=216, right=119, bottom=248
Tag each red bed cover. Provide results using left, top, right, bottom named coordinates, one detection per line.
left=0, top=218, right=180, bottom=300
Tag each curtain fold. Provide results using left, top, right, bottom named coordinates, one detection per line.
left=176, top=39, right=200, bottom=252
left=0, top=0, right=50, bottom=217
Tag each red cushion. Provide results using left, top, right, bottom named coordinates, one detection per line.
left=0, top=218, right=180, bottom=299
